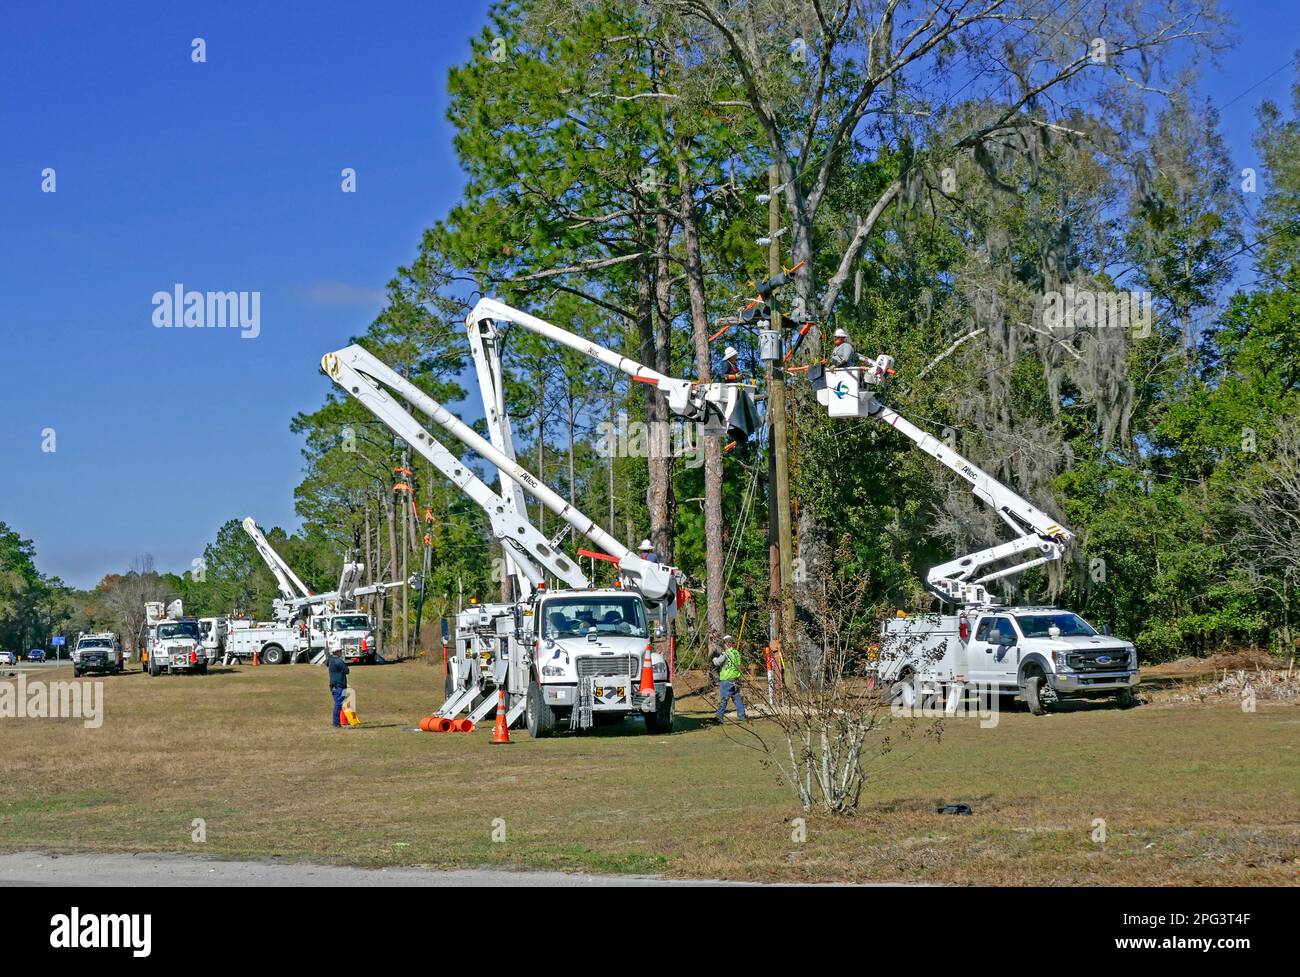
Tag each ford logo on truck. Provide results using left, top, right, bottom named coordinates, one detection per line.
left=1096, top=655, right=1113, bottom=665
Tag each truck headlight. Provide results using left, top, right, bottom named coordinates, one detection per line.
left=652, top=661, right=668, bottom=679
left=541, top=665, right=566, bottom=677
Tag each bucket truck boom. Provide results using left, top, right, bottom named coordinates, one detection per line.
left=812, top=355, right=1073, bottom=606
left=241, top=517, right=312, bottom=621
left=467, top=297, right=758, bottom=442
left=322, top=344, right=674, bottom=604
left=315, top=353, right=587, bottom=596
left=323, top=342, right=679, bottom=737
left=810, top=356, right=1140, bottom=713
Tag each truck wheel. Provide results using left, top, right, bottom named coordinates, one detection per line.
left=73, top=667, right=82, bottom=678
left=261, top=645, right=285, bottom=666
left=526, top=680, right=555, bottom=739
left=1115, top=687, right=1137, bottom=708
left=644, top=687, right=675, bottom=734
left=196, top=662, right=208, bottom=675
left=1024, top=672, right=1051, bottom=716
left=149, top=658, right=160, bottom=678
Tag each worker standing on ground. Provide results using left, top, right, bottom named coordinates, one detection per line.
left=638, top=538, right=659, bottom=564
left=328, top=647, right=350, bottom=728
left=830, top=328, right=859, bottom=368
left=712, top=633, right=747, bottom=723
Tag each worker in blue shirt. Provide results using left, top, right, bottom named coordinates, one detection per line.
left=328, top=648, right=350, bottom=728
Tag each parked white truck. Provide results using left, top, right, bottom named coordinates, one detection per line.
left=71, top=632, right=123, bottom=677
left=326, top=332, right=679, bottom=737
left=813, top=351, right=1141, bottom=714
left=307, top=612, right=378, bottom=665
left=444, top=588, right=673, bottom=737
left=874, top=607, right=1139, bottom=715
left=239, top=517, right=397, bottom=665
left=142, top=601, right=209, bottom=676
left=222, top=620, right=305, bottom=665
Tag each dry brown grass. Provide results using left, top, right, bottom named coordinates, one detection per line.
left=1, top=660, right=1297, bottom=884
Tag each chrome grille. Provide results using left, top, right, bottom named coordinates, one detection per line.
left=1067, top=651, right=1131, bottom=672
left=576, top=654, right=638, bottom=679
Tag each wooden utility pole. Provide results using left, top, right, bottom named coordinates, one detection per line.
left=767, top=165, right=797, bottom=655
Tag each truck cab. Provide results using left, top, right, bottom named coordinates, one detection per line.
left=308, top=612, right=376, bottom=664
left=876, top=606, right=1139, bottom=715
left=197, top=617, right=227, bottom=664
left=146, top=618, right=207, bottom=676
left=524, top=589, right=672, bottom=737
left=966, top=608, right=1138, bottom=712
left=71, top=633, right=123, bottom=677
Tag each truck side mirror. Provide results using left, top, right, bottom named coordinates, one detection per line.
left=1101, top=624, right=1112, bottom=636
left=988, top=630, right=1001, bottom=647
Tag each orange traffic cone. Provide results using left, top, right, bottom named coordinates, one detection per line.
left=490, top=689, right=510, bottom=744
left=252, top=649, right=260, bottom=666
left=638, top=644, right=656, bottom=697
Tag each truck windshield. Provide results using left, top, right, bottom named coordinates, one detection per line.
left=542, top=596, right=647, bottom=639
left=157, top=622, right=200, bottom=640
left=331, top=616, right=369, bottom=631
left=1014, top=613, right=1097, bottom=638
left=77, top=639, right=111, bottom=648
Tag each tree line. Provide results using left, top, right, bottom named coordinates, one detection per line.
left=8, top=1, right=1300, bottom=665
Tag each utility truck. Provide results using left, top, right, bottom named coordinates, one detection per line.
left=322, top=298, right=705, bottom=735
left=198, top=617, right=228, bottom=660
left=141, top=601, right=208, bottom=676
left=811, top=353, right=1139, bottom=713
left=71, top=632, right=123, bottom=677
left=874, top=608, right=1138, bottom=715
left=235, top=517, right=395, bottom=664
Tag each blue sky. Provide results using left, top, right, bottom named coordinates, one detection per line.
left=1, top=0, right=492, bottom=586
left=1, top=0, right=1297, bottom=589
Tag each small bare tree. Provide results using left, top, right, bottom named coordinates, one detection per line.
left=734, top=537, right=943, bottom=814
left=100, top=555, right=169, bottom=655
left=1237, top=417, right=1300, bottom=657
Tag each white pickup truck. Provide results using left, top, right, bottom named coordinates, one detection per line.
left=71, top=633, right=124, bottom=677
left=874, top=606, right=1139, bottom=715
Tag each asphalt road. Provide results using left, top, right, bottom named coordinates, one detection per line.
left=0, top=851, right=723, bottom=887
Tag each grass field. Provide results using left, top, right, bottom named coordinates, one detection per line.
left=1, top=659, right=1297, bottom=884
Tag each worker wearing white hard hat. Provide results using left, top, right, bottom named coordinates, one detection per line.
left=722, top=345, right=740, bottom=380
left=638, top=538, right=659, bottom=564
left=830, top=327, right=859, bottom=368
